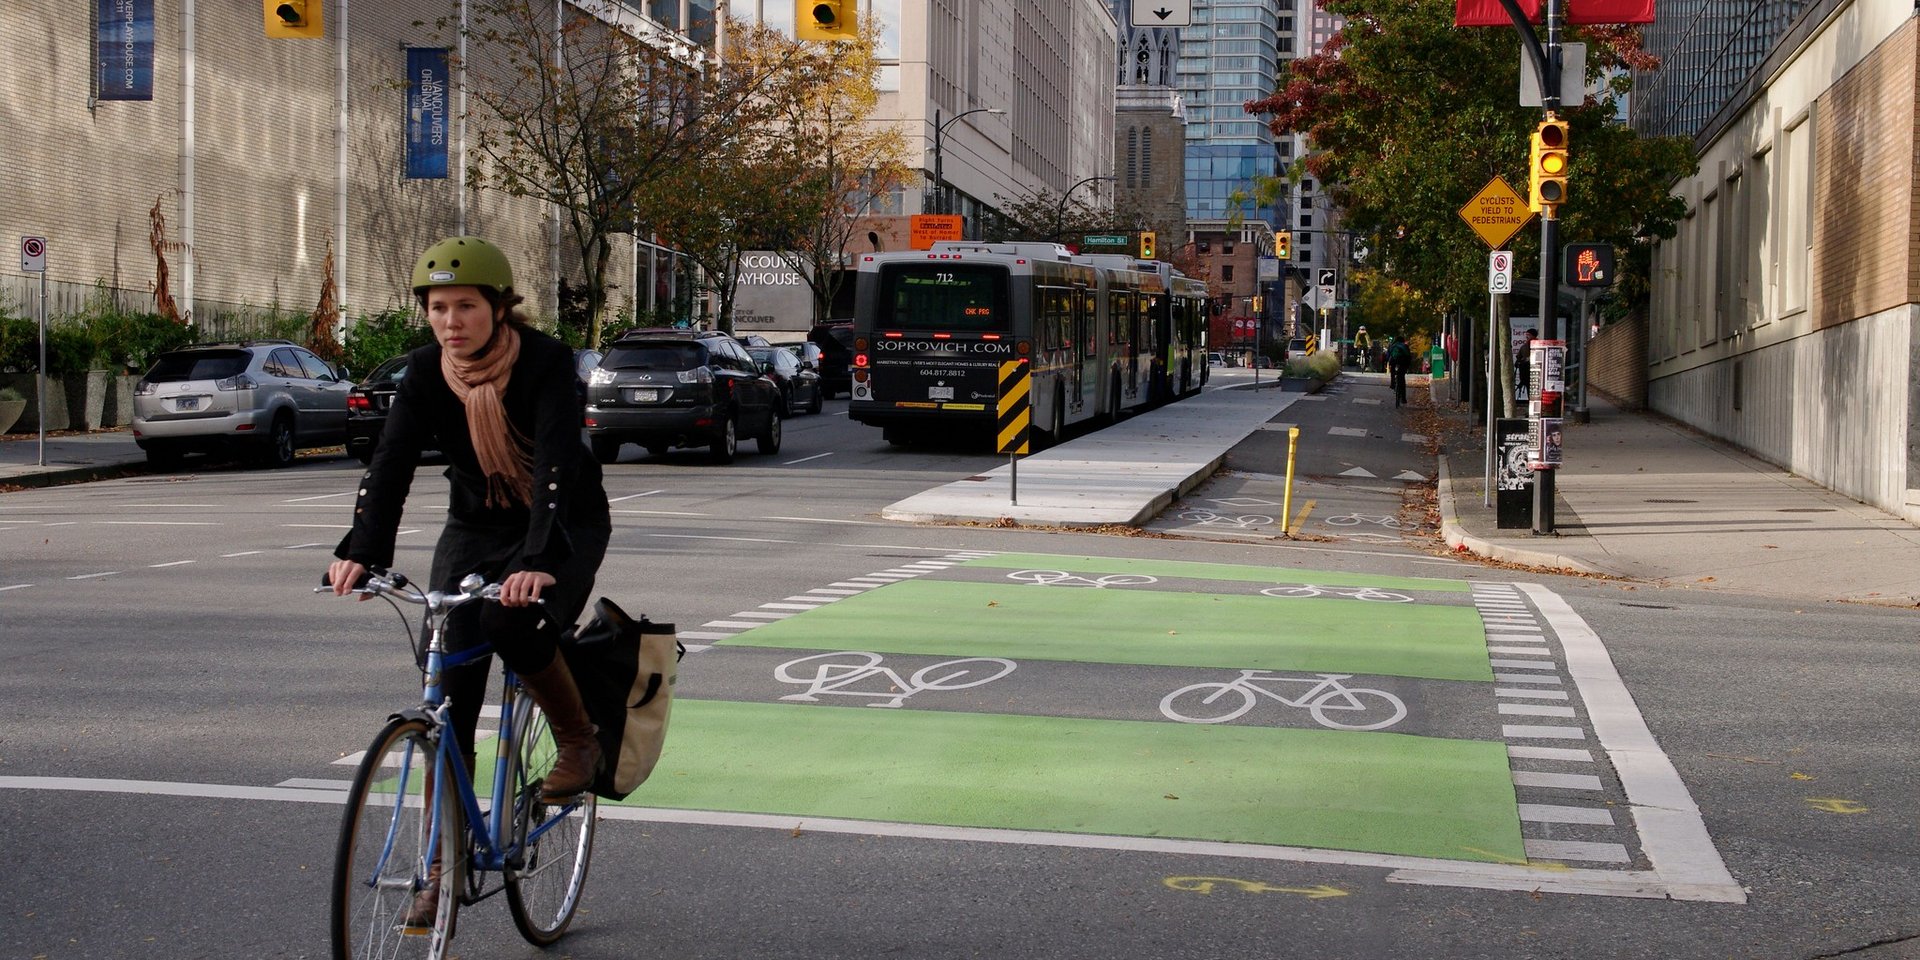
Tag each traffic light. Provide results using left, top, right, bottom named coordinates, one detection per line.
left=265, top=0, right=324, bottom=37
left=1275, top=230, right=1291, bottom=259
left=796, top=0, right=857, bottom=41
left=1138, top=231, right=1157, bottom=260
left=1529, top=117, right=1570, bottom=213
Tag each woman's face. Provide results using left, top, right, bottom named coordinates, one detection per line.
left=425, top=286, right=500, bottom=361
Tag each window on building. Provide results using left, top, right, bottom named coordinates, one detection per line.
left=1222, top=265, right=1234, bottom=282
left=1143, top=129, right=1153, bottom=183
left=1300, top=213, right=1313, bottom=227
left=1747, top=145, right=1772, bottom=328
left=1777, top=112, right=1812, bottom=316
left=1126, top=128, right=1138, bottom=188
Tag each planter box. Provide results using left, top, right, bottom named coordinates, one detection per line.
left=1279, top=376, right=1321, bottom=393
left=102, top=373, right=138, bottom=428
left=63, top=369, right=111, bottom=430
left=0, top=373, right=68, bottom=433
left=0, top=398, right=24, bottom=434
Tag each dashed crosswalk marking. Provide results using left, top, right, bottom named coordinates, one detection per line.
left=1330, top=427, right=1367, bottom=437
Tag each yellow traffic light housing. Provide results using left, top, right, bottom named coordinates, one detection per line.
left=265, top=0, right=324, bottom=38
left=1275, top=230, right=1291, bottom=259
left=1529, top=117, right=1570, bottom=213
left=796, top=0, right=857, bottom=41
left=1138, top=230, right=1157, bottom=260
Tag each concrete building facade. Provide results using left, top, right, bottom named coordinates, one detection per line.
left=1640, top=0, right=1920, bottom=523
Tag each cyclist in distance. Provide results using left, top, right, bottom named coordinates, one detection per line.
left=326, top=237, right=612, bottom=914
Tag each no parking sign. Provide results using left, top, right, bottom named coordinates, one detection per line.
left=20, top=236, right=46, bottom=273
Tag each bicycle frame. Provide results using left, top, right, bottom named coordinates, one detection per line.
left=1234, top=671, right=1351, bottom=707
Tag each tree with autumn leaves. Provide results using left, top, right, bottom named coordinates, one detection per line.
left=1245, top=0, right=1694, bottom=405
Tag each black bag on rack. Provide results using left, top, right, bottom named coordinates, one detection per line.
left=560, top=598, right=682, bottom=801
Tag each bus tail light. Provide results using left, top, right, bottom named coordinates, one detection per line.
left=1016, top=340, right=1031, bottom=356
left=854, top=353, right=869, bottom=369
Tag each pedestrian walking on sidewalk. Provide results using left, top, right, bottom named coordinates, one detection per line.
left=324, top=236, right=613, bottom=927
left=1387, top=337, right=1413, bottom=407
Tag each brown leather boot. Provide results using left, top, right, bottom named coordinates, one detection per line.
left=519, top=658, right=602, bottom=801
left=400, top=749, right=472, bottom=930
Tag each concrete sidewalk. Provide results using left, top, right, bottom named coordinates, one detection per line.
left=0, top=429, right=152, bottom=488
left=881, top=382, right=1307, bottom=527
left=1434, top=395, right=1920, bottom=606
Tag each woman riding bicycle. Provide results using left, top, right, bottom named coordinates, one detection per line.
left=326, top=237, right=612, bottom=915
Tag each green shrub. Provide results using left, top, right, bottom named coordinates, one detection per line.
left=0, top=385, right=22, bottom=402
left=45, top=322, right=97, bottom=377
left=1284, top=356, right=1313, bottom=378
left=0, top=314, right=37, bottom=372
left=1308, top=350, right=1341, bottom=380
left=342, top=307, right=433, bottom=378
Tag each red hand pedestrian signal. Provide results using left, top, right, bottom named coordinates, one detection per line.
left=1577, top=249, right=1599, bottom=282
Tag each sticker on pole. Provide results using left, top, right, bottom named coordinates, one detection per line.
left=20, top=236, right=46, bottom=273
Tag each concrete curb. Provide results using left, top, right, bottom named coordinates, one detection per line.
left=1434, top=454, right=1617, bottom=577
left=0, top=462, right=148, bottom=490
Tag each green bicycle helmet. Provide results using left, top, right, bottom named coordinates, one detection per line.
left=411, top=236, right=514, bottom=295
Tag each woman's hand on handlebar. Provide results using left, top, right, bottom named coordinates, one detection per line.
left=328, top=559, right=370, bottom=600
left=499, top=570, right=555, bottom=607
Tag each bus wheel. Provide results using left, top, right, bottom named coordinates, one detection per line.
left=884, top=426, right=912, bottom=447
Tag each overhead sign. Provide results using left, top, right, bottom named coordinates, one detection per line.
left=909, top=214, right=963, bottom=250
left=1083, top=234, right=1129, bottom=246
left=20, top=236, right=46, bottom=273
left=1457, top=176, right=1534, bottom=250
left=1454, top=0, right=1654, bottom=26
left=1489, top=250, right=1513, bottom=294
left=1317, top=268, right=1336, bottom=306
left=1131, top=0, right=1192, bottom=27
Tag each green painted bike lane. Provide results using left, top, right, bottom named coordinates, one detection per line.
left=616, top=552, right=1526, bottom=864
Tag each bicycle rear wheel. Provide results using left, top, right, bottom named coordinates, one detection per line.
left=503, top=687, right=597, bottom=945
left=331, top=717, right=463, bottom=960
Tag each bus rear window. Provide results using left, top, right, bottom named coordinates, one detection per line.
left=876, top=265, right=1008, bottom=332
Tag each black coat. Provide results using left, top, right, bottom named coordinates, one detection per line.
left=336, top=326, right=610, bottom=577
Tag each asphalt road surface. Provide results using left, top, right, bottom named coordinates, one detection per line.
left=3, top=392, right=1917, bottom=960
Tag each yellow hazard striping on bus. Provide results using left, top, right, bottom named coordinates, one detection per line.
left=997, top=361, right=1030, bottom=455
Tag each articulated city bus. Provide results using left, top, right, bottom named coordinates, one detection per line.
left=848, top=242, right=1209, bottom=448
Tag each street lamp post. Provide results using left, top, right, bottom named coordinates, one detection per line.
left=931, top=106, right=1005, bottom=219
left=1055, top=175, right=1116, bottom=241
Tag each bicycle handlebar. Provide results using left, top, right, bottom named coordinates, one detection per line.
left=314, top=569, right=541, bottom=608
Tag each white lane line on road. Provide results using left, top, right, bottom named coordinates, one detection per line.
left=43, top=522, right=77, bottom=526
left=1519, top=804, right=1615, bottom=825
left=731, top=611, right=796, bottom=619
left=760, top=516, right=886, bottom=526
left=1490, top=659, right=1559, bottom=671
left=1513, top=771, right=1605, bottom=791
left=703, top=620, right=771, bottom=629
left=648, top=534, right=797, bottom=544
left=1329, top=427, right=1367, bottom=437
left=1499, top=703, right=1578, bottom=718
left=284, top=542, right=328, bottom=549
left=277, top=778, right=352, bottom=790
left=782, top=452, right=834, bottom=465
left=1508, top=745, right=1594, bottom=762
left=830, top=581, right=886, bottom=588
left=0, top=584, right=33, bottom=592
left=1503, top=725, right=1586, bottom=740
left=284, top=492, right=354, bottom=502
left=677, top=631, right=735, bottom=642
left=1487, top=646, right=1553, bottom=656
left=608, top=490, right=664, bottom=503
left=681, top=643, right=712, bottom=653
left=1523, top=840, right=1632, bottom=864
left=222, top=551, right=263, bottom=558
left=120, top=503, right=222, bottom=508
left=67, top=572, right=121, bottom=580
left=614, top=509, right=711, bottom=517
left=808, top=589, right=864, bottom=596
left=284, top=524, right=353, bottom=529
left=148, top=560, right=197, bottom=568
left=777, top=597, right=837, bottom=605
left=94, top=520, right=221, bottom=526
left=1521, top=581, right=1745, bottom=902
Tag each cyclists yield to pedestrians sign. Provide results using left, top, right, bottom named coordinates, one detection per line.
left=20, top=236, right=46, bottom=273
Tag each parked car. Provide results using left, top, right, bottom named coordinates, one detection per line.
left=747, top=344, right=823, bottom=416
left=807, top=321, right=854, bottom=398
left=583, top=328, right=781, bottom=464
left=131, top=340, right=351, bottom=468
left=344, top=354, right=410, bottom=464
left=1207, top=352, right=1225, bottom=367
left=346, top=347, right=602, bottom=465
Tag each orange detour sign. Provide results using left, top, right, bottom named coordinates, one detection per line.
left=1456, top=177, right=1535, bottom=250
left=910, top=215, right=964, bottom=250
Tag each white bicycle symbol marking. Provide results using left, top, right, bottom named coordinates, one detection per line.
left=1324, top=513, right=1406, bottom=528
left=1005, top=569, right=1160, bottom=588
left=1260, top=584, right=1414, bottom=603
left=1160, top=671, right=1408, bottom=731
left=774, top=651, right=1017, bottom=708
left=1178, top=510, right=1276, bottom=529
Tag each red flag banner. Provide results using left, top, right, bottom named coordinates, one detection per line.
left=1454, top=0, right=1653, bottom=26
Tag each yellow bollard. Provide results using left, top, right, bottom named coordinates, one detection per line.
left=1281, top=426, right=1300, bottom=537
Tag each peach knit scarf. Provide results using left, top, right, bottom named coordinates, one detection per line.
left=441, top=322, right=534, bottom=508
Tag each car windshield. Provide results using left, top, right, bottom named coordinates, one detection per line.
left=366, top=356, right=409, bottom=382
left=604, top=343, right=704, bottom=370
left=145, top=350, right=250, bottom=383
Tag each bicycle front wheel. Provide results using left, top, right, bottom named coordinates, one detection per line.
left=1308, top=687, right=1408, bottom=731
left=504, top=688, right=597, bottom=946
left=332, top=717, right=463, bottom=960
left=1159, top=682, right=1257, bottom=724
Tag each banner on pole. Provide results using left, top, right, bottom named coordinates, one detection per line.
left=405, top=48, right=452, bottom=180
left=1454, top=0, right=1654, bottom=26
left=96, top=0, right=155, bottom=101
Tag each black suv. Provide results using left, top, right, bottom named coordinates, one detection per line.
left=584, top=329, right=781, bottom=464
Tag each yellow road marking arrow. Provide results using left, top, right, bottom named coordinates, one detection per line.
left=1163, top=876, right=1349, bottom=899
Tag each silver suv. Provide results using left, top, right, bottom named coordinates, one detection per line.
left=132, top=340, right=352, bottom=468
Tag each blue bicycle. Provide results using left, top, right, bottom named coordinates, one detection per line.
left=324, top=570, right=596, bottom=959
